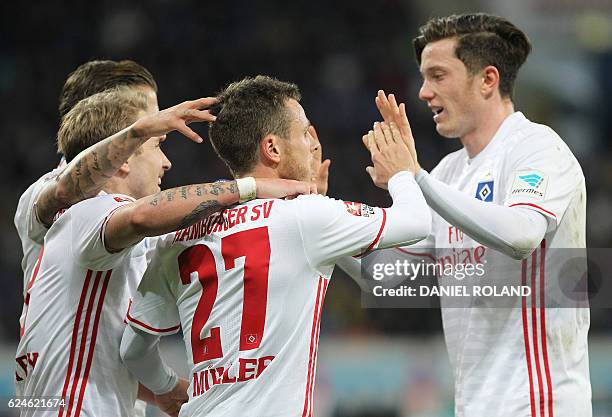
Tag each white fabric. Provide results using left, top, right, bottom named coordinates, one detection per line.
left=15, top=194, right=156, bottom=417
left=120, top=326, right=178, bottom=395
left=14, top=169, right=62, bottom=292
left=415, top=170, right=548, bottom=259
left=417, top=112, right=589, bottom=417
left=339, top=112, right=590, bottom=417
left=126, top=174, right=430, bottom=417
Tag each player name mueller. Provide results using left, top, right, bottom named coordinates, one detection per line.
left=173, top=201, right=275, bottom=243
left=192, top=356, right=275, bottom=397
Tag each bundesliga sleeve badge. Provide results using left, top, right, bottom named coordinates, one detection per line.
left=343, top=201, right=362, bottom=216
left=510, top=170, right=548, bottom=200
left=343, top=201, right=375, bottom=217
left=475, top=180, right=494, bottom=202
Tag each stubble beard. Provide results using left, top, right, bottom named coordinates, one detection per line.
left=278, top=152, right=311, bottom=182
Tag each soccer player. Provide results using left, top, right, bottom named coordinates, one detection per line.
left=15, top=60, right=160, bottom=338
left=16, top=86, right=312, bottom=417
left=119, top=75, right=431, bottom=417
left=345, top=13, right=589, bottom=417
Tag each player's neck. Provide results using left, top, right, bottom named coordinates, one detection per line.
left=101, top=178, right=136, bottom=199
left=460, top=100, right=515, bottom=159
left=239, top=164, right=280, bottom=180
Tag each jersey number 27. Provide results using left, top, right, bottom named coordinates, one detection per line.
left=178, top=227, right=270, bottom=365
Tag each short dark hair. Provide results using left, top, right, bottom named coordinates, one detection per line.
left=413, top=13, right=532, bottom=98
left=58, top=59, right=157, bottom=117
left=209, top=75, right=301, bottom=177
left=58, top=86, right=150, bottom=162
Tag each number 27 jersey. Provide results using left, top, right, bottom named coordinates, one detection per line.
left=127, top=194, right=389, bottom=417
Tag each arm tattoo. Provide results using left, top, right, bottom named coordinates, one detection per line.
left=210, top=183, right=225, bottom=196
left=227, top=181, right=238, bottom=194
left=165, top=190, right=176, bottom=202
left=62, top=129, right=145, bottom=203
left=39, top=128, right=149, bottom=225
left=91, top=151, right=101, bottom=172
left=178, top=200, right=223, bottom=229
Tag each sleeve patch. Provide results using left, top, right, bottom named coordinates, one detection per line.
left=343, top=201, right=375, bottom=217
left=509, top=170, right=548, bottom=201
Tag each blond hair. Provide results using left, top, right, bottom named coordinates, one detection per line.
left=57, top=86, right=150, bottom=162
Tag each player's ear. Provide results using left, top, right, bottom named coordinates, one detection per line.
left=480, top=65, right=500, bottom=98
left=260, top=133, right=281, bottom=166
left=115, top=162, right=130, bottom=178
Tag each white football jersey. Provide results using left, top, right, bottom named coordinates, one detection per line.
left=14, top=169, right=64, bottom=336
left=423, top=112, right=589, bottom=417
left=128, top=195, right=390, bottom=417
left=16, top=194, right=155, bottom=417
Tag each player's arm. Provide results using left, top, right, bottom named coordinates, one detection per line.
left=301, top=121, right=431, bottom=269
left=414, top=171, right=547, bottom=260
left=365, top=121, right=432, bottom=248
left=35, top=97, right=218, bottom=227
left=120, top=326, right=187, bottom=417
left=374, top=90, right=546, bottom=260
left=336, top=235, right=436, bottom=292
left=105, top=178, right=315, bottom=252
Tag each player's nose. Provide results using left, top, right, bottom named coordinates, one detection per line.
left=418, top=80, right=434, bottom=101
left=161, top=151, right=172, bottom=171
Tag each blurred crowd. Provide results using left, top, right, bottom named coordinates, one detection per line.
left=1, top=0, right=611, bottom=342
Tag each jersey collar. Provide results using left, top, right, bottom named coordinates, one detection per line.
left=97, top=190, right=136, bottom=202
left=467, top=111, right=526, bottom=165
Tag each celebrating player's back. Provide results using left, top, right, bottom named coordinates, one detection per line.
left=17, top=84, right=313, bottom=417
left=121, top=76, right=431, bottom=417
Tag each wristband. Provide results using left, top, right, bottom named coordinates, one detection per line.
left=236, top=177, right=257, bottom=203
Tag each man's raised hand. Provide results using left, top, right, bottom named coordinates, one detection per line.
left=132, top=97, right=218, bottom=144
left=364, top=121, right=416, bottom=190
left=308, top=125, right=331, bottom=196
left=375, top=91, right=420, bottom=171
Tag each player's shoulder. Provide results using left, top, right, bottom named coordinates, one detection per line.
left=277, top=193, right=345, bottom=212
left=59, top=193, right=135, bottom=224
left=74, top=192, right=134, bottom=209
left=16, top=168, right=62, bottom=209
left=506, top=113, right=569, bottom=155
left=267, top=195, right=352, bottom=229
left=504, top=113, right=583, bottom=175
left=278, top=194, right=380, bottom=228
left=14, top=168, right=64, bottom=230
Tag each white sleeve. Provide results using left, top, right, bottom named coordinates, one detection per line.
left=15, top=170, right=61, bottom=245
left=336, top=233, right=437, bottom=291
left=296, top=171, right=431, bottom=270
left=416, top=170, right=548, bottom=260
left=120, top=326, right=178, bottom=395
left=67, top=194, right=137, bottom=270
left=126, top=249, right=181, bottom=336
left=503, top=134, right=584, bottom=230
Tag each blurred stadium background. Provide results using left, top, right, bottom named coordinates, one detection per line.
left=1, top=0, right=611, bottom=416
